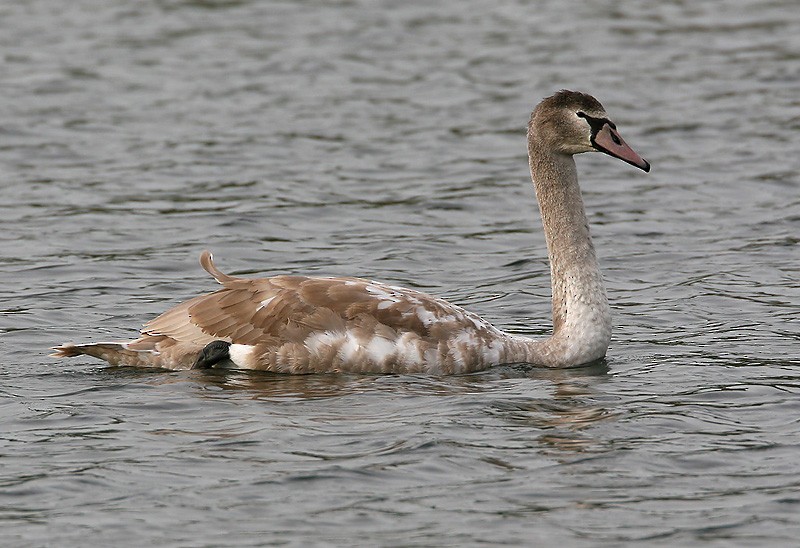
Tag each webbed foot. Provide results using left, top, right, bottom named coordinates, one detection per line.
left=192, top=340, right=232, bottom=369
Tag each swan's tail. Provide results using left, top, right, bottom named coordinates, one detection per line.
left=50, top=342, right=163, bottom=367
left=51, top=335, right=203, bottom=369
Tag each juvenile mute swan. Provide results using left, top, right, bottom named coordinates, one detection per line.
left=53, top=90, right=649, bottom=373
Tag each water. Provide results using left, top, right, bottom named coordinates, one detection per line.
left=1, top=0, right=798, bottom=545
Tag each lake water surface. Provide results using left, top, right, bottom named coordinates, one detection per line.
left=1, top=0, right=799, bottom=545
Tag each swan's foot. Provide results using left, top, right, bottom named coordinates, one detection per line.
left=192, top=340, right=232, bottom=369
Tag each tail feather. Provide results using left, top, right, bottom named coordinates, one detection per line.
left=50, top=344, right=85, bottom=358
left=51, top=339, right=203, bottom=370
left=51, top=342, right=155, bottom=367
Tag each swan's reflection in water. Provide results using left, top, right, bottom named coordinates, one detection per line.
left=478, top=361, right=614, bottom=454
left=145, top=360, right=615, bottom=454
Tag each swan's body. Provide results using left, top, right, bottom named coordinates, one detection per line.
left=53, top=91, right=649, bottom=373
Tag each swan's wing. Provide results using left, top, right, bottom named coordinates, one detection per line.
left=142, top=275, right=336, bottom=345
left=141, top=252, right=483, bottom=347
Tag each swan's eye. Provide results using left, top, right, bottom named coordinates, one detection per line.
left=576, top=111, right=587, bottom=119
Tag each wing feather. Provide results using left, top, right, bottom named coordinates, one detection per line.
left=138, top=253, right=496, bottom=355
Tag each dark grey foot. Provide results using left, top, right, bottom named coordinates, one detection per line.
left=192, top=340, right=232, bottom=369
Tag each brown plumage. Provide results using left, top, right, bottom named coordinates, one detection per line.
left=53, top=90, right=650, bottom=373
left=53, top=251, right=511, bottom=373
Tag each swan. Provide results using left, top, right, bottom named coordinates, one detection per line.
left=52, top=90, right=649, bottom=374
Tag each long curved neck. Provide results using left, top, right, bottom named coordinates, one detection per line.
left=515, top=137, right=611, bottom=367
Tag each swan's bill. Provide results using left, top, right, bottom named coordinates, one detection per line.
left=592, top=123, right=650, bottom=172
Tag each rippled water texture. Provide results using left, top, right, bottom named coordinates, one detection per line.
left=2, top=0, right=799, bottom=545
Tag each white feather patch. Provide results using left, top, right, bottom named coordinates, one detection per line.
left=365, top=336, right=396, bottom=364
left=338, top=333, right=362, bottom=362
left=229, top=344, right=257, bottom=369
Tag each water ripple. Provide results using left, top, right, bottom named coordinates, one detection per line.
left=2, top=0, right=799, bottom=545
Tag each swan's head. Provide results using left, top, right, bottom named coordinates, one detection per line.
left=530, top=90, right=650, bottom=172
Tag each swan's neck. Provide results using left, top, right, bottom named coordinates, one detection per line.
left=513, top=145, right=611, bottom=367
